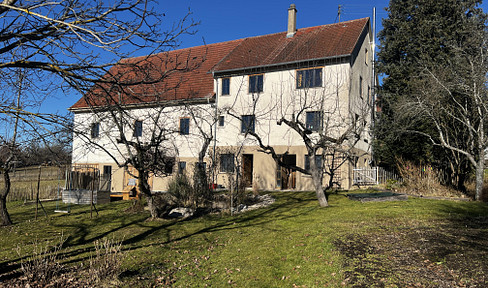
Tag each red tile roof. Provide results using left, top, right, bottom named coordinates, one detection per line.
left=70, top=39, right=244, bottom=109
left=213, top=18, right=370, bottom=72
left=70, top=18, right=369, bottom=110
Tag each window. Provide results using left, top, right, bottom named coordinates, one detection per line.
left=90, top=122, right=100, bottom=138
left=359, top=76, right=363, bottom=99
left=164, top=157, right=175, bottom=174
left=221, top=78, right=230, bottom=95
left=180, top=118, right=190, bottom=135
left=241, top=115, right=255, bottom=133
left=365, top=48, right=369, bottom=65
left=304, top=155, right=323, bottom=172
left=220, top=154, right=234, bottom=173
left=306, top=111, right=322, bottom=132
left=133, top=120, right=143, bottom=137
left=178, top=161, right=186, bottom=174
left=218, top=115, right=225, bottom=127
left=296, top=68, right=322, bottom=89
left=249, top=74, right=263, bottom=93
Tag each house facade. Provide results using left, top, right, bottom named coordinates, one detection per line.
left=70, top=5, right=374, bottom=195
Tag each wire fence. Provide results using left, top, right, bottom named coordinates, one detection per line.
left=2, top=166, right=69, bottom=202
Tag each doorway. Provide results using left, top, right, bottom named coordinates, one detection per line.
left=277, top=154, right=296, bottom=190
left=100, top=165, right=112, bottom=191
left=242, top=154, right=254, bottom=187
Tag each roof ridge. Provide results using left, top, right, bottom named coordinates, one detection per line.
left=120, top=17, right=370, bottom=65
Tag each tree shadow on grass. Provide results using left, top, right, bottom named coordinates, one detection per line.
left=335, top=199, right=488, bottom=287
left=0, top=192, right=322, bottom=281
left=122, top=192, right=321, bottom=252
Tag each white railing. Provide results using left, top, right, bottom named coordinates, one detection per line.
left=353, top=167, right=402, bottom=185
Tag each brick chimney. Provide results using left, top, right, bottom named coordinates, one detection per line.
left=287, top=4, right=297, bottom=38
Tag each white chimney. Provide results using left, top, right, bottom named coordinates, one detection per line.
left=287, top=4, right=297, bottom=38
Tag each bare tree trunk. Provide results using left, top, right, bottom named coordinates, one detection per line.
left=311, top=163, right=328, bottom=207
left=475, top=157, right=484, bottom=201
left=138, top=171, right=157, bottom=218
left=312, top=175, right=328, bottom=207
left=1, top=170, right=13, bottom=226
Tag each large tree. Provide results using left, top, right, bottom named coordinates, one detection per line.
left=375, top=0, right=486, bottom=192
left=0, top=0, right=183, bottom=226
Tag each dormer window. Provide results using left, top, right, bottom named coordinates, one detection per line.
left=296, top=68, right=322, bottom=89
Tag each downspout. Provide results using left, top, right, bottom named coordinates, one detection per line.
left=371, top=7, right=376, bottom=167
left=211, top=72, right=218, bottom=190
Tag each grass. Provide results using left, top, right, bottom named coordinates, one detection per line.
left=1, top=191, right=487, bottom=287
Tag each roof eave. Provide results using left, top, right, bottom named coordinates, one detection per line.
left=211, top=54, right=352, bottom=76
left=69, top=93, right=215, bottom=113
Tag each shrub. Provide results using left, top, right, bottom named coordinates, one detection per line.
left=88, top=238, right=125, bottom=285
left=16, top=234, right=66, bottom=286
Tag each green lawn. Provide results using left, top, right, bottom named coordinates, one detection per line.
left=1, top=191, right=487, bottom=287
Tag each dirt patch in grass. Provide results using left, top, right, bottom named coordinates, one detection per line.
left=335, top=216, right=488, bottom=287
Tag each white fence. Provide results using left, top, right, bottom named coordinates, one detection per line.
left=353, top=167, right=402, bottom=186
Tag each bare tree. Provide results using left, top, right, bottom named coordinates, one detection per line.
left=223, top=65, right=371, bottom=207
left=400, top=37, right=488, bottom=200
left=0, top=0, right=194, bottom=225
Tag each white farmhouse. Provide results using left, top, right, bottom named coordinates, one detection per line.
left=70, top=5, right=374, bottom=197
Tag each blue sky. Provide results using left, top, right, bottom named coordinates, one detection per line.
left=42, top=0, right=486, bottom=115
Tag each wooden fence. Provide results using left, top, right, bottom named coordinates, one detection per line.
left=2, top=166, right=69, bottom=202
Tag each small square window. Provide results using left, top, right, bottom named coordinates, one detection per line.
left=220, top=154, right=234, bottom=173
left=218, top=115, right=225, bottom=127
left=241, top=115, right=255, bottom=133
left=222, top=78, right=230, bottom=95
left=296, top=68, right=322, bottom=89
left=304, top=155, right=323, bottom=172
left=133, top=120, right=142, bottom=137
left=306, top=111, right=322, bottom=132
left=90, top=122, right=100, bottom=138
left=249, top=74, right=263, bottom=93
left=180, top=118, right=190, bottom=135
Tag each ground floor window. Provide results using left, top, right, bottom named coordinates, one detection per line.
left=220, top=154, right=234, bottom=173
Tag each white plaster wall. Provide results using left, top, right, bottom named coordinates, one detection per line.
left=72, top=103, right=214, bottom=166
left=216, top=63, right=354, bottom=148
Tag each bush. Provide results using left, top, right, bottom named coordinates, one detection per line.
left=166, top=163, right=214, bottom=210
left=16, top=234, right=66, bottom=286
left=397, top=159, right=464, bottom=198
left=167, top=173, right=193, bottom=207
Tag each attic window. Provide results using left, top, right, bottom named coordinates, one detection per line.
left=249, top=74, right=263, bottom=93
left=179, top=118, right=190, bottom=135
left=133, top=120, right=143, bottom=137
left=222, top=78, right=230, bottom=95
left=296, top=68, right=322, bottom=89
left=90, top=122, right=100, bottom=138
